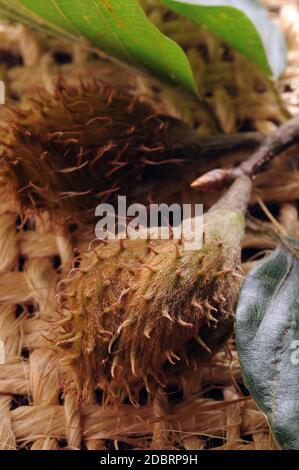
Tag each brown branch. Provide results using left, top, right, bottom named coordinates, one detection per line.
left=190, top=113, right=299, bottom=192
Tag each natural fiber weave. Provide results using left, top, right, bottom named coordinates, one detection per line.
left=0, top=0, right=299, bottom=450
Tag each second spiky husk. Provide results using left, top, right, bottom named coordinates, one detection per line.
left=57, top=177, right=252, bottom=405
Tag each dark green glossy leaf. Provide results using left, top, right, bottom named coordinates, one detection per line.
left=236, top=238, right=299, bottom=450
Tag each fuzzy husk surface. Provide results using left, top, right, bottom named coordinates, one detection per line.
left=0, top=79, right=207, bottom=224
left=57, top=176, right=252, bottom=404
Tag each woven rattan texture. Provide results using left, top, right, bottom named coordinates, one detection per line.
left=0, top=0, right=299, bottom=450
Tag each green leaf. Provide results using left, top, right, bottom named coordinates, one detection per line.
left=0, top=0, right=197, bottom=93
left=236, top=238, right=299, bottom=450
left=163, top=0, right=286, bottom=76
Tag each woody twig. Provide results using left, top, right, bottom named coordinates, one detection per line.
left=191, top=113, right=299, bottom=192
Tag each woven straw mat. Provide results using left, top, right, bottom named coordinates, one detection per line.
left=0, top=0, right=299, bottom=450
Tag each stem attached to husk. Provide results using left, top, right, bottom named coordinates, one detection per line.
left=208, top=174, right=252, bottom=216
left=203, top=175, right=252, bottom=267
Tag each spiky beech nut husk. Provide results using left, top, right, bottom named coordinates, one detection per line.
left=57, top=176, right=252, bottom=404
left=0, top=79, right=207, bottom=223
